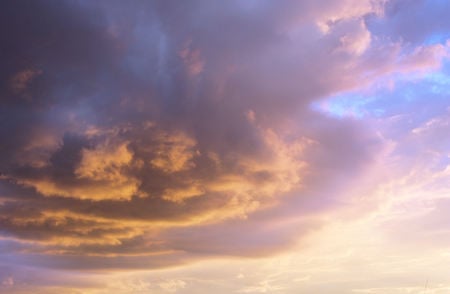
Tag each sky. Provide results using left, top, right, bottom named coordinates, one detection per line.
left=0, top=0, right=450, bottom=293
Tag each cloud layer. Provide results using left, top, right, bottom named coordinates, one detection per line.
left=1, top=1, right=450, bottom=292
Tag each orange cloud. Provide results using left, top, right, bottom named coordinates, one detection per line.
left=10, top=68, right=42, bottom=95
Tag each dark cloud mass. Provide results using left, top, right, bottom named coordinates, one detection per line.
left=3, top=0, right=436, bottom=271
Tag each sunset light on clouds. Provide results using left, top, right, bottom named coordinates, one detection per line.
left=1, top=1, right=450, bottom=293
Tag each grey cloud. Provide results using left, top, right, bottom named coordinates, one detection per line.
left=367, top=0, right=450, bottom=44
left=0, top=0, right=424, bottom=270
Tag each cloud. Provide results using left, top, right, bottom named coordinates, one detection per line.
left=1, top=276, right=14, bottom=287
left=148, top=129, right=197, bottom=174
left=0, top=0, right=448, bottom=280
left=367, top=0, right=450, bottom=44
left=9, top=69, right=42, bottom=97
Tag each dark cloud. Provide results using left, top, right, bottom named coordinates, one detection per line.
left=3, top=0, right=441, bottom=271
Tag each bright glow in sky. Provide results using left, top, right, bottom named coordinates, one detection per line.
left=1, top=1, right=450, bottom=293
